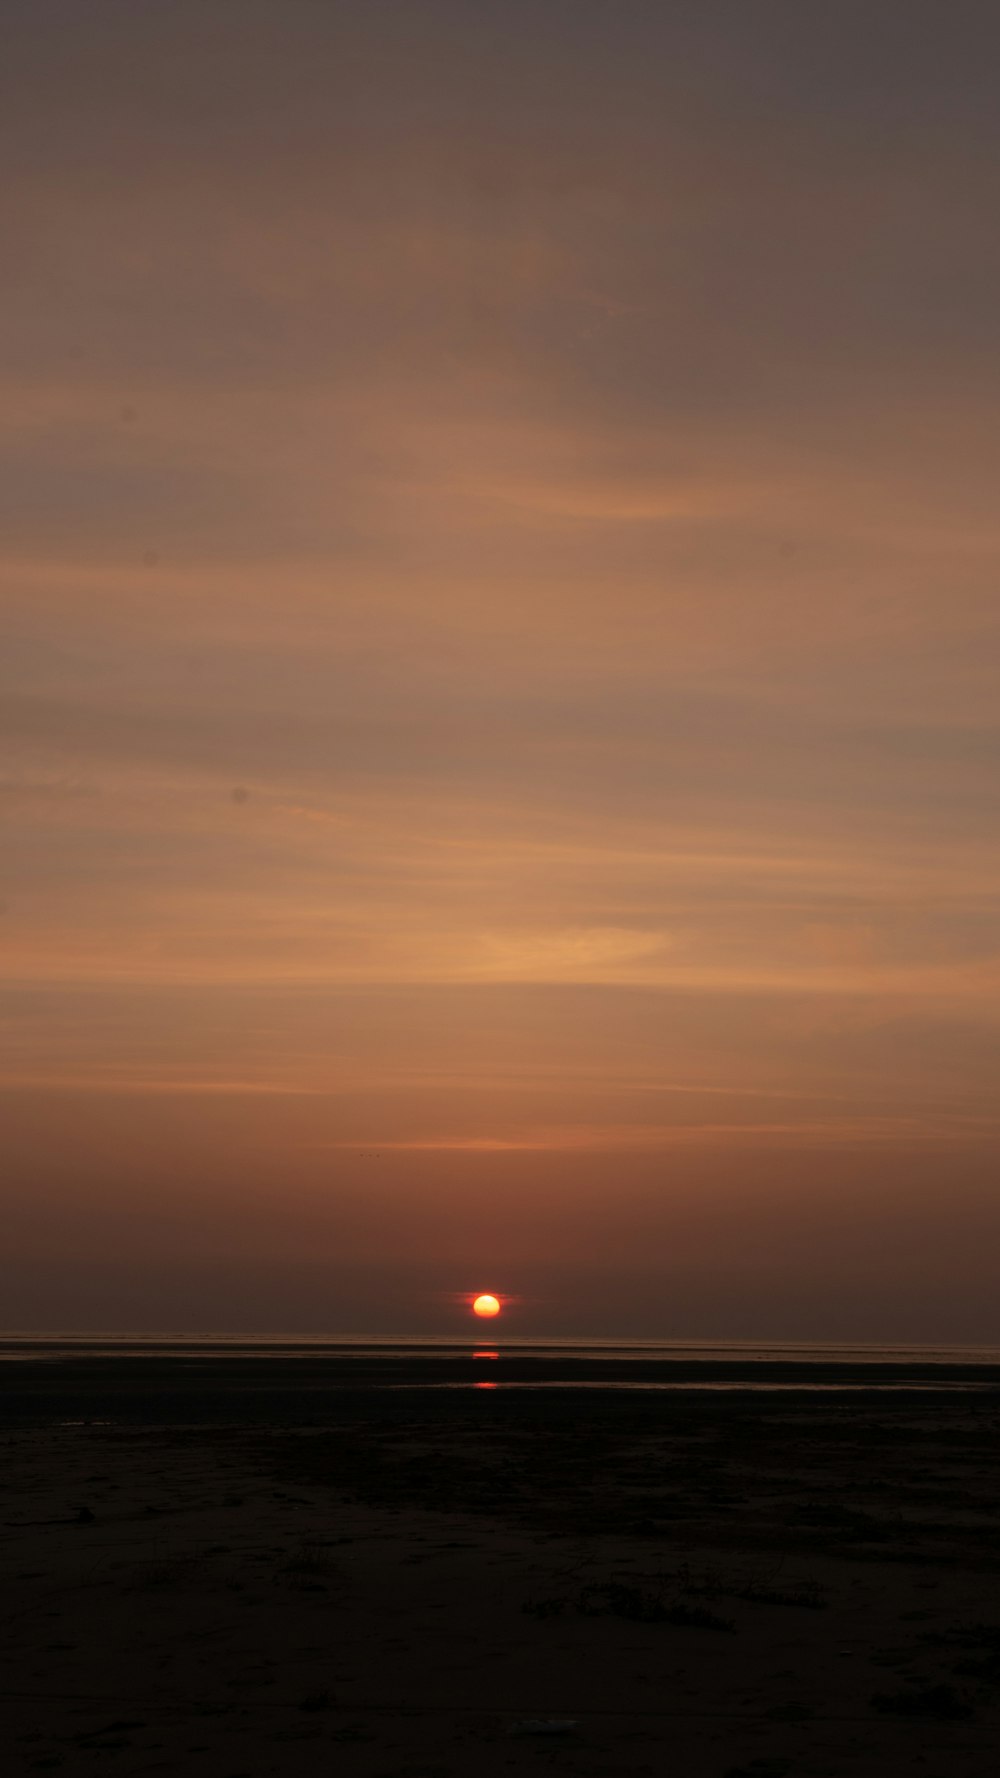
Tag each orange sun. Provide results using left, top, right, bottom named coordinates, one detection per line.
left=472, top=1293, right=501, bottom=1318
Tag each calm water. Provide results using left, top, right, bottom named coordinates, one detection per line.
left=4, top=1335, right=1000, bottom=1392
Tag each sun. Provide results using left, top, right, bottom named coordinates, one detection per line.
left=472, top=1293, right=501, bottom=1319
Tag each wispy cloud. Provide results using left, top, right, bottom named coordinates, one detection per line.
left=3, top=2, right=1000, bottom=1332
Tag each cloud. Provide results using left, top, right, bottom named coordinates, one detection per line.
left=2, top=2, right=999, bottom=1330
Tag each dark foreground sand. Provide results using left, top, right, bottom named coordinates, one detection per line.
left=4, top=1355, right=1000, bottom=1776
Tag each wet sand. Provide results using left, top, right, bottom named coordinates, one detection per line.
left=4, top=1355, right=1000, bottom=1776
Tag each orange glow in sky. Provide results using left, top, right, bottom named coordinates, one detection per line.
left=3, top=7, right=1000, bottom=1343
left=472, top=1294, right=501, bottom=1319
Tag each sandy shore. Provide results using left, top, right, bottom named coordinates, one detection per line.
left=4, top=1357, right=1000, bottom=1775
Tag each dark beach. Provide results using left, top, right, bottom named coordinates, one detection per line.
left=4, top=1349, right=1000, bottom=1777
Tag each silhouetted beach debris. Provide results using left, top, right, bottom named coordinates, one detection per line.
left=4, top=1505, right=96, bottom=1527
left=297, top=1688, right=334, bottom=1712
left=870, top=1680, right=972, bottom=1718
left=509, top=1717, right=578, bottom=1736
left=523, top=1579, right=734, bottom=1630
left=725, top=1760, right=791, bottom=1778
left=674, top=1559, right=827, bottom=1610
left=924, top=1620, right=1000, bottom=1684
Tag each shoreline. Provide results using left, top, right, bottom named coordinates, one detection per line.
left=4, top=1350, right=1000, bottom=1428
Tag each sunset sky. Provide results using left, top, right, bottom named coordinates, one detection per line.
left=3, top=3, right=999, bottom=1337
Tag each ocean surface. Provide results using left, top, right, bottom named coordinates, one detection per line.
left=4, top=1335, right=1000, bottom=1391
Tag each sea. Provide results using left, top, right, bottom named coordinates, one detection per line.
left=3, top=1335, right=1000, bottom=1391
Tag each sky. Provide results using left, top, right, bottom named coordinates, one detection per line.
left=2, top=1, right=999, bottom=1338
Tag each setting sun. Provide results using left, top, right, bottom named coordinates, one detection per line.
left=472, top=1294, right=501, bottom=1319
